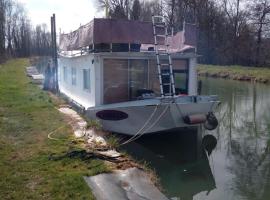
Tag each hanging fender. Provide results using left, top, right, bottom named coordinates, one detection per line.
left=183, top=112, right=218, bottom=131
left=183, top=114, right=207, bottom=125
left=204, top=112, right=218, bottom=130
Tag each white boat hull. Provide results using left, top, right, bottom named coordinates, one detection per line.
left=86, top=96, right=219, bottom=136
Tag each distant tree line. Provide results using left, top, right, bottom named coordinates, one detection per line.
left=96, top=0, right=270, bottom=67
left=0, top=0, right=51, bottom=63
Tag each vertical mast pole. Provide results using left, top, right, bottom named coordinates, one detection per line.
left=51, top=14, right=58, bottom=92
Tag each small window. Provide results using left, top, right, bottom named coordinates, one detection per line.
left=63, top=67, right=67, bottom=82
left=83, top=69, right=90, bottom=91
left=174, top=70, right=188, bottom=95
left=71, top=68, right=76, bottom=85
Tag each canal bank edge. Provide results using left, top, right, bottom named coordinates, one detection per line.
left=28, top=59, right=167, bottom=198
left=52, top=98, right=167, bottom=200
left=198, top=64, right=270, bottom=84
left=0, top=58, right=107, bottom=199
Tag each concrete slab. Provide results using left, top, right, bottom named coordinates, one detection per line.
left=58, top=107, right=107, bottom=147
left=31, top=74, right=44, bottom=80
left=59, top=107, right=168, bottom=200
left=84, top=167, right=169, bottom=200
left=26, top=66, right=39, bottom=76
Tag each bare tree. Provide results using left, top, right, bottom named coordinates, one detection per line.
left=249, top=0, right=270, bottom=66
left=0, top=0, right=52, bottom=61
left=222, top=0, right=248, bottom=64
left=0, top=0, right=6, bottom=61
left=131, top=0, right=141, bottom=20
left=96, top=0, right=131, bottom=19
left=140, top=0, right=162, bottom=22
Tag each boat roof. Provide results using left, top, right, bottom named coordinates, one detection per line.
left=59, top=51, right=199, bottom=59
left=59, top=18, right=197, bottom=53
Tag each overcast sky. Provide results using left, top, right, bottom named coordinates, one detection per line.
left=18, top=0, right=103, bottom=33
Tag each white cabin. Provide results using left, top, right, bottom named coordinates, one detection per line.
left=58, top=52, right=198, bottom=110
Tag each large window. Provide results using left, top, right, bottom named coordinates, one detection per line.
left=83, top=69, right=90, bottom=91
left=102, top=58, right=188, bottom=104
left=103, top=59, right=129, bottom=104
left=63, top=67, right=67, bottom=82
left=129, top=60, right=149, bottom=99
left=174, top=70, right=188, bottom=95
left=71, top=67, right=76, bottom=85
left=172, top=59, right=189, bottom=95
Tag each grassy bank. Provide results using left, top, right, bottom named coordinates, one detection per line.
left=198, top=64, right=270, bottom=83
left=0, top=59, right=108, bottom=199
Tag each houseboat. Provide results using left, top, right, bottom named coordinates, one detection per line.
left=58, top=17, right=219, bottom=136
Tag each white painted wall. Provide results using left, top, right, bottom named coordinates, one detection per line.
left=94, top=55, right=103, bottom=106
left=58, top=53, right=198, bottom=109
left=58, top=54, right=97, bottom=109
left=188, top=57, right=198, bottom=96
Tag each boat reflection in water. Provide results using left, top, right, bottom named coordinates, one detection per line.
left=122, top=129, right=217, bottom=200
left=122, top=77, right=270, bottom=200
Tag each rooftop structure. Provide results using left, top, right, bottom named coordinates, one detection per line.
left=59, top=18, right=197, bottom=53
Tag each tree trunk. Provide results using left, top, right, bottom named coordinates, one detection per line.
left=255, top=23, right=263, bottom=67
left=0, top=0, right=6, bottom=60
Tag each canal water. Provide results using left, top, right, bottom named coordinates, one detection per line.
left=123, top=77, right=270, bottom=200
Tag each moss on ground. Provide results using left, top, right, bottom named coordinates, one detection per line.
left=198, top=64, right=270, bottom=83
left=0, top=59, right=109, bottom=199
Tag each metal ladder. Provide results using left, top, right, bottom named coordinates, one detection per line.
left=152, top=15, right=176, bottom=97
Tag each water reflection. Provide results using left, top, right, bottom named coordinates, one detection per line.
left=202, top=78, right=270, bottom=200
left=123, top=130, right=216, bottom=200
left=123, top=77, right=270, bottom=200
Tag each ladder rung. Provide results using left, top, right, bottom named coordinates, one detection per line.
left=160, top=71, right=170, bottom=74
left=154, top=23, right=166, bottom=27
left=154, top=43, right=167, bottom=46
left=157, top=50, right=169, bottom=53
left=154, top=24, right=166, bottom=28
left=157, top=48, right=168, bottom=51
left=153, top=16, right=164, bottom=19
left=160, top=63, right=170, bottom=66
left=156, top=53, right=169, bottom=56
left=156, top=45, right=167, bottom=47
left=161, top=73, right=172, bottom=75
left=164, top=93, right=173, bottom=96
left=155, top=34, right=166, bottom=38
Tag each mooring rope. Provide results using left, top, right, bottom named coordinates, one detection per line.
left=120, top=104, right=170, bottom=146
left=120, top=103, right=160, bottom=145
left=174, top=99, right=184, bottom=117
left=47, top=124, right=69, bottom=141
left=47, top=121, right=85, bottom=141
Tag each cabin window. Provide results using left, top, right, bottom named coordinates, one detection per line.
left=63, top=66, right=67, bottom=82
left=129, top=59, right=149, bottom=99
left=83, top=69, right=91, bottom=91
left=103, top=59, right=129, bottom=104
left=174, top=71, right=188, bottom=94
left=71, top=67, right=76, bottom=85
left=172, top=59, right=189, bottom=95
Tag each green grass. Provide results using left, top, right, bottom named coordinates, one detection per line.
left=0, top=59, right=108, bottom=199
left=198, top=64, right=270, bottom=83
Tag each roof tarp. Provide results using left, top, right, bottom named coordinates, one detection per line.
left=59, top=18, right=197, bottom=52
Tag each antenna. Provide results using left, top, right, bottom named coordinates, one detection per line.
left=160, top=0, right=163, bottom=16
left=105, top=0, right=109, bottom=18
